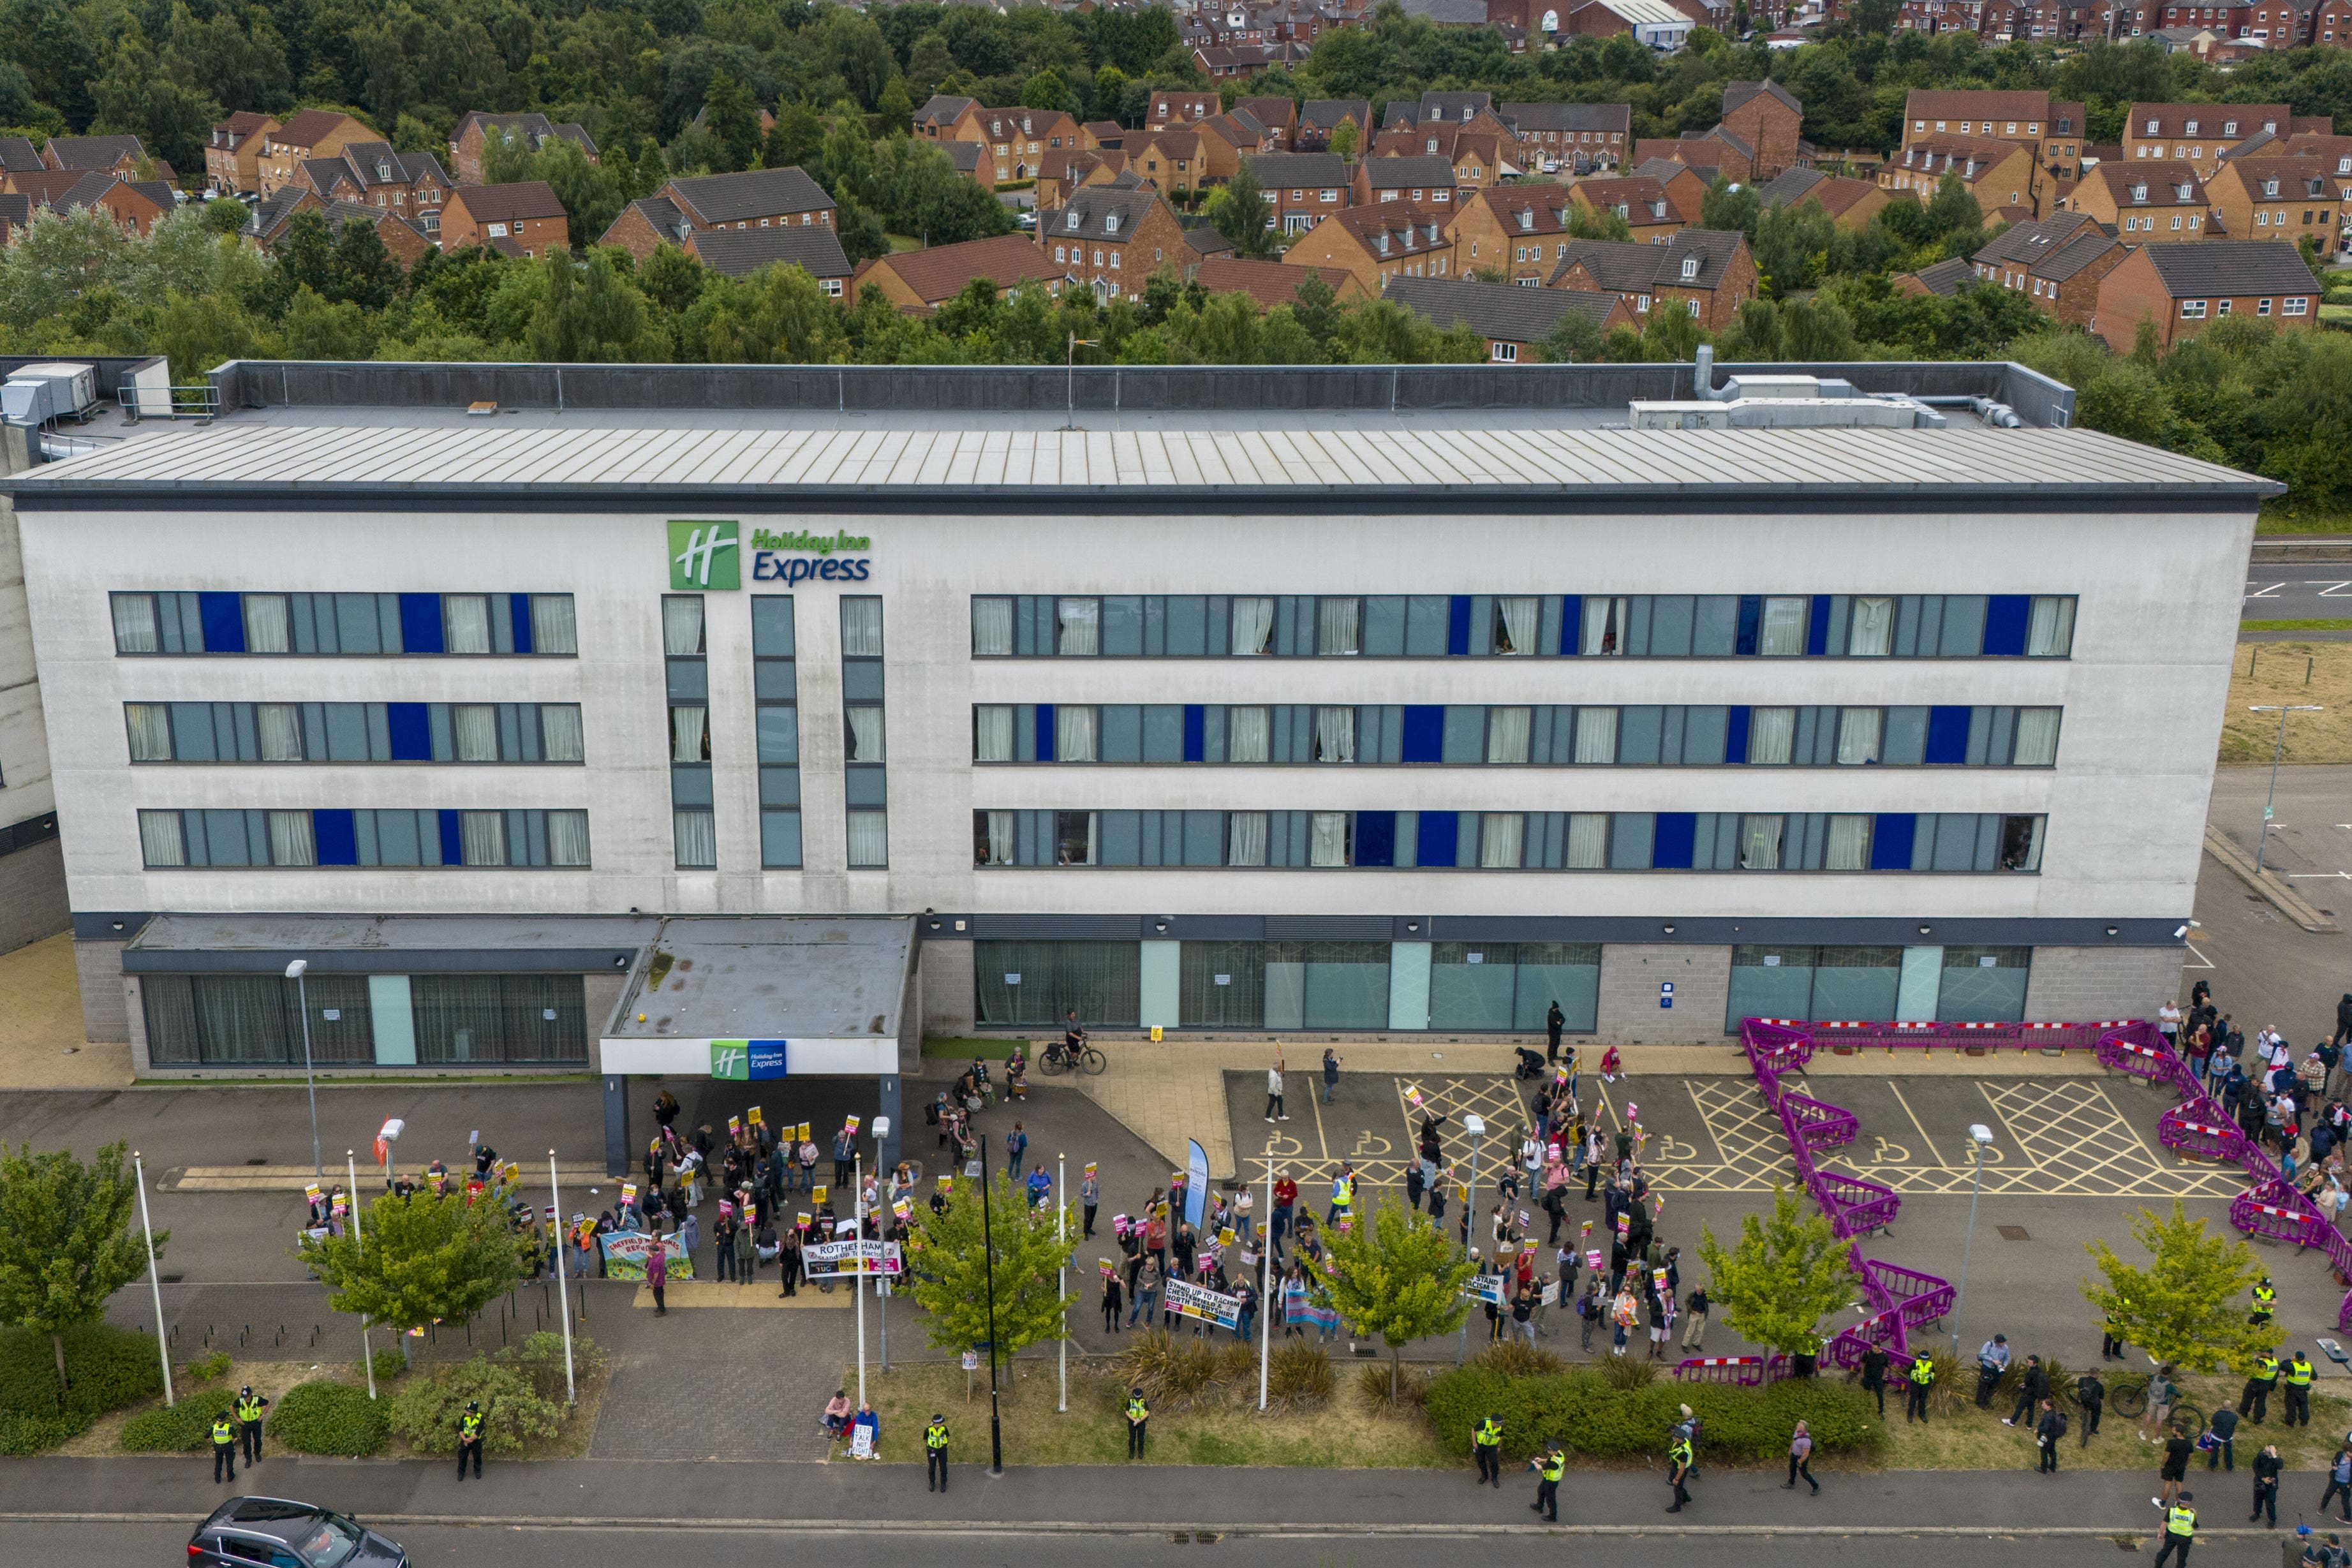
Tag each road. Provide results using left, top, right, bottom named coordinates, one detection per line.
left=2245, top=575, right=2352, bottom=621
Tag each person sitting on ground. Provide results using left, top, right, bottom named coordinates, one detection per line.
left=852, top=1402, right=880, bottom=1453
left=823, top=1391, right=852, bottom=1436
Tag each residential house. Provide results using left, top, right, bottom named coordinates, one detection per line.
left=1038, top=148, right=1127, bottom=208
left=2205, top=157, right=2340, bottom=249
left=2121, top=103, right=2291, bottom=177
left=1967, top=211, right=2127, bottom=329
left=1719, top=80, right=1805, bottom=181
left=39, top=134, right=151, bottom=179
left=913, top=95, right=984, bottom=144
left=3, top=170, right=86, bottom=208
left=1545, top=229, right=1756, bottom=330
left=973, top=107, right=1082, bottom=181
left=683, top=226, right=854, bottom=296
left=599, top=168, right=837, bottom=264
left=0, top=195, right=27, bottom=246
left=1895, top=256, right=1975, bottom=297
left=1384, top=274, right=1634, bottom=360
left=1555, top=0, right=1694, bottom=47
left=2324, top=0, right=2352, bottom=38
left=448, top=113, right=598, bottom=186
left=1569, top=176, right=1691, bottom=244
left=297, top=144, right=452, bottom=237
left=203, top=113, right=277, bottom=195
left=945, top=140, right=1000, bottom=191
left=236, top=191, right=432, bottom=263
left=1298, top=99, right=1373, bottom=152
left=1234, top=96, right=1301, bottom=147
left=1631, top=129, right=1754, bottom=188
left=1132, top=127, right=1209, bottom=195
left=1498, top=102, right=1631, bottom=174
left=1353, top=156, right=1459, bottom=207
left=1753, top=166, right=1888, bottom=229
left=1190, top=255, right=1368, bottom=306
left=850, top=233, right=1060, bottom=313
left=437, top=181, right=568, bottom=257
left=256, top=110, right=373, bottom=196
left=0, top=138, right=41, bottom=176
left=1243, top=152, right=1354, bottom=234
left=1193, top=42, right=1310, bottom=78
left=1879, top=134, right=2039, bottom=220
left=1280, top=203, right=1455, bottom=293
left=1079, top=122, right=1125, bottom=152
left=1447, top=188, right=1578, bottom=284
left=1148, top=91, right=1224, bottom=128
left=2092, top=239, right=2319, bottom=350
left=1899, top=89, right=2085, bottom=210
left=1037, top=186, right=1195, bottom=300
left=1624, top=158, right=1713, bottom=218
left=2064, top=162, right=2214, bottom=240
left=43, top=173, right=175, bottom=238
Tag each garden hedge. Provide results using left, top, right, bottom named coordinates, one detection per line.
left=119, top=1398, right=221, bottom=1453
left=270, top=1381, right=389, bottom=1456
left=1424, top=1366, right=1882, bottom=1462
left=0, top=1324, right=167, bottom=1451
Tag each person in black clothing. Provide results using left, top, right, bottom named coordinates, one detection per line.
left=2006, top=1355, right=2050, bottom=1430
left=2208, top=1406, right=2239, bottom=1470
left=1546, top=1002, right=1565, bottom=1062
left=2254, top=1443, right=2284, bottom=1523
left=1101, top=1270, right=1123, bottom=1334
left=2078, top=1369, right=2105, bottom=1446
left=1860, top=1345, right=1890, bottom=1417
left=2034, top=1400, right=2064, bottom=1473
left=2335, top=993, right=2352, bottom=1049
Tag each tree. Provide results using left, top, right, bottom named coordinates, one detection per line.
left=701, top=67, right=761, bottom=173
left=297, top=1189, right=521, bottom=1345
left=903, top=1167, right=1077, bottom=1368
left=2082, top=1200, right=2282, bottom=1375
left=1020, top=68, right=1073, bottom=114
left=1537, top=305, right=1603, bottom=364
left=1694, top=1185, right=1854, bottom=1363
left=765, top=103, right=825, bottom=174
left=1326, top=117, right=1359, bottom=163
left=1323, top=1199, right=1475, bottom=1398
left=0, top=1141, right=154, bottom=1406
left=528, top=249, right=672, bottom=361
left=1701, top=176, right=1761, bottom=241
left=201, top=197, right=249, bottom=236
left=1207, top=163, right=1274, bottom=259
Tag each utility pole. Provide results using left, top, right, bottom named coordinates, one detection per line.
left=1056, top=1151, right=1068, bottom=1415
left=1454, top=1113, right=1486, bottom=1366
left=347, top=1151, right=375, bottom=1401
left=133, top=1151, right=171, bottom=1408
left=2249, top=705, right=2323, bottom=875
left=286, top=959, right=321, bottom=1178
left=549, top=1150, right=575, bottom=1405
left=1950, top=1124, right=1995, bottom=1357
left=1064, top=333, right=1100, bottom=430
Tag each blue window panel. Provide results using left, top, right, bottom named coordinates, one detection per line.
left=387, top=702, right=432, bottom=761
left=1357, top=810, right=1396, bottom=866
left=1807, top=595, right=1831, bottom=656
left=314, top=809, right=357, bottom=866
left=1558, top=594, right=1580, bottom=655
left=1035, top=704, right=1056, bottom=763
left=1446, top=596, right=1472, bottom=656
left=1417, top=808, right=1458, bottom=868
left=1724, top=705, right=1751, bottom=765
left=1400, top=705, right=1444, bottom=763
left=1924, top=706, right=1972, bottom=764
left=510, top=595, right=535, bottom=653
left=399, top=594, right=445, bottom=655
left=197, top=593, right=245, bottom=653
left=1982, top=595, right=2029, bottom=656
left=1652, top=811, right=1697, bottom=869
left=1182, top=704, right=1205, bottom=763
left=1734, top=596, right=1760, bottom=656
left=437, top=809, right=463, bottom=866
left=1869, top=813, right=1916, bottom=870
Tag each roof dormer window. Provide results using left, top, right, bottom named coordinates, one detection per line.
left=2263, top=119, right=2277, bottom=132
left=1680, top=256, right=1699, bottom=279
left=376, top=159, right=392, bottom=179
left=2185, top=119, right=2199, bottom=133
left=2145, top=117, right=2160, bottom=133
left=2263, top=178, right=2278, bottom=196
left=1066, top=210, right=1081, bottom=230
left=1104, top=212, right=1120, bottom=233
left=1426, top=138, right=1438, bottom=152
left=1518, top=209, right=1533, bottom=229
left=1376, top=233, right=1389, bottom=253
left=1613, top=202, right=1629, bottom=218
left=2224, top=119, right=2238, bottom=134
left=2133, top=182, right=2149, bottom=200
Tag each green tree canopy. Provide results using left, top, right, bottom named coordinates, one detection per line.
left=903, top=1167, right=1078, bottom=1369
left=1695, top=1185, right=1855, bottom=1358
left=296, top=1189, right=521, bottom=1340
left=2082, top=1199, right=2283, bottom=1375
left=1206, top=163, right=1275, bottom=260
left=1322, top=1197, right=1476, bottom=1396
left=0, top=1141, right=156, bottom=1405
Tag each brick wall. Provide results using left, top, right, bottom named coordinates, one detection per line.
left=75, top=936, right=128, bottom=1044
left=0, top=835, right=65, bottom=954
left=2022, top=945, right=2185, bottom=1023
left=921, top=937, right=977, bottom=1037
left=1594, top=943, right=1732, bottom=1043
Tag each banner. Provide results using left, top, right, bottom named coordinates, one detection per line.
left=597, top=1232, right=693, bottom=1282
left=1165, top=1278, right=1241, bottom=1329
left=1185, top=1139, right=1209, bottom=1230
left=1461, top=1273, right=1507, bottom=1306
left=804, top=1239, right=905, bottom=1278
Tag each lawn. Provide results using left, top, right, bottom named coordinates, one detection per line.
left=924, top=1035, right=1027, bottom=1061
left=2258, top=501, right=2352, bottom=535
left=1875, top=1373, right=2352, bottom=1476
left=2219, top=641, right=2352, bottom=765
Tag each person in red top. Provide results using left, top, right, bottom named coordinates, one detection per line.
left=1273, top=1173, right=1299, bottom=1261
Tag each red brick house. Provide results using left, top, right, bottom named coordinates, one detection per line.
left=203, top=113, right=276, bottom=195
left=296, top=144, right=452, bottom=237
left=48, top=173, right=175, bottom=237
left=1191, top=255, right=1368, bottom=307
left=2121, top=102, right=2289, bottom=178
left=256, top=110, right=373, bottom=196
left=2063, top=161, right=2214, bottom=240
left=448, top=113, right=598, bottom=186
left=1967, top=212, right=2127, bottom=329
left=1384, top=274, right=1636, bottom=360
left=1279, top=203, right=1456, bottom=295
left=1570, top=176, right=1692, bottom=244
left=1719, top=80, right=1805, bottom=181
left=1546, top=229, right=1756, bottom=331
left=598, top=168, right=836, bottom=264
left=1353, top=155, right=1459, bottom=208
left=2092, top=240, right=2319, bottom=350
left=1037, top=186, right=1195, bottom=301
left=850, top=233, right=1060, bottom=313
left=1500, top=102, right=1631, bottom=174
left=438, top=181, right=568, bottom=257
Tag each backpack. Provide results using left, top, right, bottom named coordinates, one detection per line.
left=2052, top=1410, right=2069, bottom=1439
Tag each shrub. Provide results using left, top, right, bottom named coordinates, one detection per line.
left=184, top=1350, right=233, bottom=1384
left=0, top=1324, right=162, bottom=1417
left=508, top=1331, right=602, bottom=1402
left=387, top=1356, right=561, bottom=1455
left=271, top=1381, right=389, bottom=1456
left=0, top=1411, right=87, bottom=1454
left=120, top=1398, right=219, bottom=1453
left=1266, top=1340, right=1335, bottom=1410
left=1477, top=1342, right=1563, bottom=1379
left=1114, top=1329, right=1227, bottom=1411
left=355, top=1347, right=406, bottom=1386
left=1424, top=1365, right=1883, bottom=1462
left=1596, top=1354, right=1658, bottom=1391
left=1356, top=1359, right=1429, bottom=1416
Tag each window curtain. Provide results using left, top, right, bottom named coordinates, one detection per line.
left=847, top=809, right=889, bottom=867
left=846, top=706, right=887, bottom=763
left=461, top=811, right=507, bottom=866
left=1495, top=596, right=1539, bottom=655
left=1309, top=811, right=1350, bottom=867
left=139, top=810, right=186, bottom=866
left=1227, top=811, right=1269, bottom=866
left=540, top=706, right=584, bottom=762
left=1313, top=705, right=1356, bottom=762
left=531, top=595, right=577, bottom=655
left=1759, top=596, right=1807, bottom=655
left=242, top=594, right=291, bottom=654
left=1054, top=705, right=1096, bottom=762
left=674, top=808, right=716, bottom=868
left=1565, top=813, right=1608, bottom=869
left=1480, top=812, right=1525, bottom=868
left=971, top=598, right=1014, bottom=656
left=257, top=704, right=303, bottom=762
left=2012, top=707, right=2060, bottom=767
left=671, top=706, right=710, bottom=762
left=1824, top=814, right=1871, bottom=870
left=2027, top=596, right=2075, bottom=657
left=1581, top=596, right=1625, bottom=655
left=1740, top=814, right=1784, bottom=869
left=497, top=974, right=587, bottom=1063
left=841, top=599, right=884, bottom=658
left=663, top=596, right=706, bottom=656
left=547, top=810, right=591, bottom=866
left=1574, top=707, right=1617, bottom=764
left=191, top=975, right=295, bottom=1063
left=1229, top=707, right=1270, bottom=763
left=142, top=975, right=200, bottom=1063
left=1748, top=706, right=1796, bottom=764
left=1054, top=598, right=1098, bottom=655
left=413, top=974, right=501, bottom=1063
left=113, top=594, right=159, bottom=653
left=1316, top=597, right=1361, bottom=655
left=2003, top=815, right=2045, bottom=872
left=454, top=704, right=499, bottom=761
left=1487, top=706, right=1532, bottom=764
left=974, top=706, right=1014, bottom=762
left=1055, top=811, right=1097, bottom=865
left=267, top=810, right=315, bottom=867
left=1836, top=707, right=1882, bottom=764
left=982, top=810, right=1015, bottom=865
left=1847, top=596, right=1893, bottom=655
left=126, top=704, right=173, bottom=762
left=1230, top=596, right=1274, bottom=655
left=445, top=594, right=493, bottom=655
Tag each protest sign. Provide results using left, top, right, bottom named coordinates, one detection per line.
left=1165, top=1278, right=1241, bottom=1330
left=597, top=1231, right=693, bottom=1282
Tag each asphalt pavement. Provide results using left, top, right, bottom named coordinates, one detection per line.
left=2246, top=575, right=2352, bottom=623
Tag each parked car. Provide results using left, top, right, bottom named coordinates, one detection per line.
left=189, top=1498, right=407, bottom=1568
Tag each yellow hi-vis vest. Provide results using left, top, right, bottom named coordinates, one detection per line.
left=2254, top=1355, right=2280, bottom=1383
left=1127, top=1397, right=1148, bottom=1423
left=926, top=1421, right=949, bottom=1450
left=1475, top=1419, right=1503, bottom=1447
left=1909, top=1357, right=1935, bottom=1386
left=2288, top=1357, right=2314, bottom=1387
left=2166, top=1505, right=2196, bottom=1538
left=236, top=1395, right=262, bottom=1422
left=211, top=1419, right=234, bottom=1445
left=461, top=1412, right=483, bottom=1440
left=1541, top=1451, right=1565, bottom=1481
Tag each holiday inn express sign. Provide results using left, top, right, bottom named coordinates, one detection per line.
left=668, top=521, right=873, bottom=590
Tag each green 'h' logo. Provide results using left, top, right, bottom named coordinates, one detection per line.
left=670, top=521, right=740, bottom=590
left=710, top=1041, right=748, bottom=1079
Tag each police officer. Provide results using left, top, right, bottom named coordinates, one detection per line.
left=234, top=1385, right=269, bottom=1465
left=455, top=1400, right=484, bottom=1481
left=1126, top=1387, right=1150, bottom=1460
left=925, top=1412, right=950, bottom=1493
left=2103, top=1296, right=2132, bottom=1361
left=2252, top=1276, right=2278, bottom=1328
left=211, top=1410, right=237, bottom=1483
left=2154, top=1490, right=2196, bottom=1568
left=1474, top=1412, right=1504, bottom=1488
left=1666, top=1427, right=1694, bottom=1513
left=2288, top=1351, right=2317, bottom=1428
left=1905, top=1353, right=1935, bottom=1423
left=1530, top=1439, right=1564, bottom=1521
left=2241, top=1351, right=2281, bottom=1424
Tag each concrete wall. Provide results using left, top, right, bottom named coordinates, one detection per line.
left=1595, top=943, right=1733, bottom=1043
left=0, top=835, right=67, bottom=954
left=75, top=936, right=128, bottom=1043
left=581, top=971, right=626, bottom=1072
left=920, top=938, right=978, bottom=1037
left=2023, top=943, right=2187, bottom=1023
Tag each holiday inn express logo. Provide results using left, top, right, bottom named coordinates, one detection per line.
left=667, top=521, right=875, bottom=589
left=669, top=520, right=740, bottom=590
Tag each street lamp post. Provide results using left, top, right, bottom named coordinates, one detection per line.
left=978, top=1119, right=1004, bottom=1474
left=1056, top=1150, right=1067, bottom=1416
left=1454, top=1112, right=1486, bottom=1366
left=2249, top=705, right=2324, bottom=876
left=1950, top=1123, right=1995, bottom=1357
left=346, top=1151, right=375, bottom=1401
left=547, top=1150, right=575, bottom=1405
left=285, top=959, right=322, bottom=1179
left=131, top=1151, right=172, bottom=1408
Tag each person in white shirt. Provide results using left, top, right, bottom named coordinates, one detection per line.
left=2159, top=1000, right=2182, bottom=1044
left=1265, top=1062, right=1287, bottom=1122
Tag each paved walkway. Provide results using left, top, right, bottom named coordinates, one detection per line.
left=0, top=932, right=131, bottom=1089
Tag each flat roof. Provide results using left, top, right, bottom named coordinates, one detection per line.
left=606, top=916, right=915, bottom=1044
left=121, top=912, right=655, bottom=973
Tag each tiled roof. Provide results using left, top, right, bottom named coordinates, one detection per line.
left=1361, top=155, right=1456, bottom=191
left=1417, top=91, right=1494, bottom=123
left=1722, top=80, right=1801, bottom=119
left=8, top=170, right=87, bottom=207
left=914, top=94, right=977, bottom=128
left=2226, top=157, right=2333, bottom=200
left=1300, top=98, right=1371, bottom=130
left=450, top=181, right=566, bottom=223
left=1499, top=102, right=1630, bottom=136
left=1194, top=256, right=1357, bottom=307
left=1574, top=176, right=1689, bottom=225
left=2081, top=162, right=2206, bottom=207
left=2127, top=101, right=2288, bottom=140
left=2139, top=240, right=2320, bottom=297
left=0, top=137, right=40, bottom=173
left=453, top=113, right=598, bottom=160
left=1245, top=151, right=1350, bottom=188
left=687, top=225, right=853, bottom=280
left=945, top=142, right=987, bottom=174
left=1903, top=256, right=1974, bottom=297
left=1234, top=96, right=1299, bottom=128
left=1384, top=275, right=1619, bottom=344
left=1547, top=228, right=1745, bottom=291
left=1904, top=89, right=2051, bottom=125
left=1754, top=168, right=1878, bottom=217
left=857, top=233, right=1056, bottom=305
left=668, top=166, right=835, bottom=225
left=1043, top=186, right=1167, bottom=242
left=1461, top=186, right=1571, bottom=233
left=209, top=111, right=273, bottom=151
left=1971, top=212, right=2119, bottom=281
left=270, top=110, right=357, bottom=150
left=45, top=133, right=145, bottom=168
left=1325, top=203, right=1449, bottom=255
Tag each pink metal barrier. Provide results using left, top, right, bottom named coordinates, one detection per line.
left=1814, top=1170, right=1900, bottom=1238
left=2157, top=1105, right=2247, bottom=1163
left=1671, top=1355, right=1767, bottom=1386
left=1782, top=1091, right=1860, bottom=1151
left=2233, top=1180, right=2330, bottom=1250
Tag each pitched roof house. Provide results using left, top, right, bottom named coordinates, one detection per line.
left=1754, top=167, right=1886, bottom=229
left=2064, top=161, right=2214, bottom=240
left=2204, top=157, right=2342, bottom=252
left=1569, top=175, right=1691, bottom=242
left=448, top=113, right=598, bottom=185
left=1384, top=274, right=1634, bottom=360
left=438, top=181, right=569, bottom=258
left=1967, top=211, right=2127, bottom=330
left=1279, top=203, right=1456, bottom=295
left=1544, top=229, right=1756, bottom=330
left=1244, top=152, right=1354, bottom=235
left=1190, top=255, right=1368, bottom=307
left=203, top=112, right=277, bottom=195
left=1719, top=79, right=1804, bottom=181
left=297, top=144, right=453, bottom=234
left=257, top=110, right=373, bottom=196
left=1498, top=101, right=1631, bottom=173
left=600, top=168, right=837, bottom=264
left=1354, top=155, right=1460, bottom=207
left=684, top=225, right=854, bottom=295
left=850, top=232, right=1060, bottom=313
left=1037, top=186, right=1195, bottom=301
left=2092, top=239, right=2320, bottom=351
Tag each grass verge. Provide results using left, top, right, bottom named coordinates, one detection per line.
left=924, top=1035, right=1026, bottom=1060
left=2244, top=619, right=2352, bottom=633
left=2220, top=641, right=2352, bottom=764
left=2260, top=503, right=2352, bottom=535
left=1873, top=1373, right=2351, bottom=1473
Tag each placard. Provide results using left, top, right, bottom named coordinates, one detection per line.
left=849, top=1424, right=874, bottom=1460
left=813, top=1185, right=829, bottom=1206
left=304, top=1182, right=322, bottom=1208
left=1099, top=1259, right=1117, bottom=1280
left=728, top=1116, right=741, bottom=1137
left=596, top=1232, right=693, bottom=1281
left=748, top=1106, right=764, bottom=1125
left=619, top=1181, right=639, bottom=1209
left=1165, top=1278, right=1242, bottom=1329
left=797, top=1122, right=811, bottom=1143
left=1585, top=1249, right=1603, bottom=1271
left=845, top=1115, right=862, bottom=1135
left=1084, top=1163, right=1097, bottom=1181
left=804, top=1238, right=905, bottom=1278
left=961, top=1350, right=980, bottom=1370
left=1461, top=1274, right=1507, bottom=1305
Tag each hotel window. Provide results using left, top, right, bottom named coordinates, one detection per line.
left=1231, top=596, right=1275, bottom=655
left=138, top=807, right=588, bottom=868
left=1229, top=706, right=1271, bottom=763
left=2025, top=595, right=2076, bottom=656
left=841, top=596, right=888, bottom=867
left=1056, top=596, right=1100, bottom=655
left=753, top=596, right=801, bottom=868
left=123, top=700, right=586, bottom=764
left=108, top=591, right=577, bottom=656
left=664, top=595, right=713, bottom=868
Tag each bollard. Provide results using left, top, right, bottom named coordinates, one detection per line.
left=2252, top=648, right=2260, bottom=677
left=2309, top=658, right=2315, bottom=686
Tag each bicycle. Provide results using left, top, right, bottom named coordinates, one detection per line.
left=1040, top=1039, right=1107, bottom=1076
left=2107, top=1372, right=2203, bottom=1435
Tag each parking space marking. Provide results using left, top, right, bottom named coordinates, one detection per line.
left=1974, top=1080, right=2052, bottom=1173
left=1886, top=1081, right=1948, bottom=1167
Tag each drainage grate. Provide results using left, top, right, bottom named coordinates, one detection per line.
left=158, top=1274, right=183, bottom=1284
left=245, top=1157, right=268, bottom=1166
left=1997, top=1225, right=2031, bottom=1241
